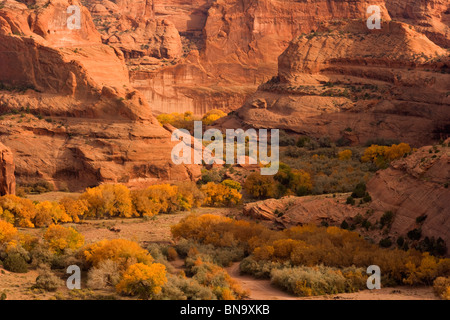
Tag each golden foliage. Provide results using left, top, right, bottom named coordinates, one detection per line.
left=0, top=220, right=17, bottom=244
left=201, top=109, right=227, bottom=125
left=34, top=201, right=72, bottom=228
left=201, top=182, right=242, bottom=207
left=43, top=224, right=84, bottom=254
left=361, top=143, right=411, bottom=167
left=172, top=214, right=450, bottom=286
left=59, top=197, right=88, bottom=223
left=338, top=149, right=352, bottom=161
left=116, top=262, right=167, bottom=299
left=80, top=184, right=134, bottom=218
left=0, top=195, right=36, bottom=228
left=83, top=239, right=153, bottom=269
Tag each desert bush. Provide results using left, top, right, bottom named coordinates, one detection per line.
left=379, top=237, right=393, bottom=248
left=271, top=265, right=366, bottom=296
left=380, top=211, right=395, bottom=228
left=33, top=265, right=63, bottom=291
left=83, top=239, right=153, bottom=269
left=188, top=256, right=247, bottom=300
left=116, top=262, right=167, bottom=299
left=274, top=163, right=312, bottom=197
left=221, top=180, right=242, bottom=191
left=279, top=131, right=297, bottom=146
left=43, top=225, right=84, bottom=255
left=407, top=228, right=422, bottom=240
left=87, top=260, right=121, bottom=289
left=433, top=277, right=450, bottom=300
left=166, top=247, right=179, bottom=262
left=338, top=150, right=352, bottom=160
left=201, top=183, right=242, bottom=207
left=29, top=241, right=54, bottom=267
left=3, top=253, right=28, bottom=273
left=200, top=168, right=225, bottom=184
left=159, top=273, right=215, bottom=300
left=239, top=257, right=289, bottom=279
left=80, top=184, right=133, bottom=218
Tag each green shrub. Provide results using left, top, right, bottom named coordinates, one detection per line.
left=340, top=220, right=349, bottom=229
left=3, top=253, right=29, bottom=273
left=407, top=228, right=422, bottom=240
left=379, top=238, right=392, bottom=248
left=416, top=215, right=427, bottom=224
left=346, top=196, right=355, bottom=205
left=351, top=183, right=366, bottom=198
left=380, top=211, right=395, bottom=228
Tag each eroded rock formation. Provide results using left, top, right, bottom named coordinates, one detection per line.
left=86, top=0, right=449, bottom=116
left=0, top=143, right=15, bottom=196
left=0, top=0, right=200, bottom=191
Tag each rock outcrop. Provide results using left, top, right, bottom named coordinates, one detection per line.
left=218, top=20, right=450, bottom=146
left=0, top=0, right=200, bottom=191
left=0, top=143, right=15, bottom=196
left=243, top=194, right=366, bottom=229
left=367, top=139, right=450, bottom=248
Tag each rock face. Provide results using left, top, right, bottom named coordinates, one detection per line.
left=85, top=0, right=449, bottom=116
left=219, top=20, right=450, bottom=146
left=367, top=139, right=450, bottom=249
left=86, top=0, right=183, bottom=60
left=0, top=0, right=200, bottom=191
left=0, top=143, right=15, bottom=196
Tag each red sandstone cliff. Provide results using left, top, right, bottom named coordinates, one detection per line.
left=218, top=20, right=450, bottom=146
left=83, top=0, right=449, bottom=115
left=0, top=0, right=200, bottom=191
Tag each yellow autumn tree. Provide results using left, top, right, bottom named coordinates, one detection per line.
left=0, top=195, right=36, bottom=228
left=80, top=184, right=133, bottom=218
left=201, top=182, right=242, bottom=207
left=34, top=201, right=72, bottom=227
left=116, top=262, right=167, bottom=299
left=83, top=239, right=153, bottom=269
left=338, top=149, right=352, bottom=161
left=43, top=224, right=85, bottom=254
left=385, top=143, right=411, bottom=161
left=0, top=220, right=18, bottom=244
left=202, top=109, right=227, bottom=125
left=59, top=197, right=89, bottom=223
left=362, top=143, right=411, bottom=167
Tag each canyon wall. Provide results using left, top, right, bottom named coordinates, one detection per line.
left=0, top=0, right=200, bottom=191
left=86, top=0, right=449, bottom=116
left=218, top=20, right=450, bottom=146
